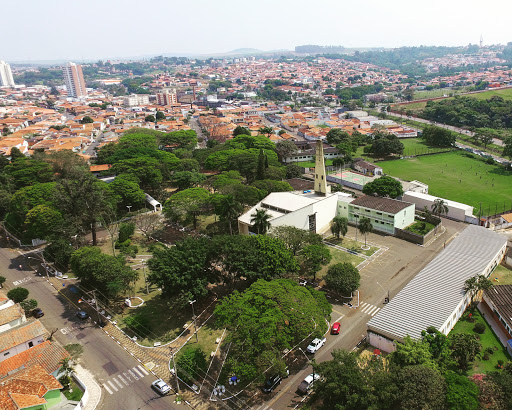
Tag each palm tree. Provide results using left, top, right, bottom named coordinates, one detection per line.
left=218, top=195, right=243, bottom=235
left=431, top=198, right=449, bottom=219
left=358, top=217, right=373, bottom=248
left=331, top=216, right=348, bottom=240
left=464, top=274, right=493, bottom=308
left=250, top=209, right=271, bottom=234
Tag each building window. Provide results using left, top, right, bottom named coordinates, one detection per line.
left=28, top=341, right=34, bottom=348
left=4, top=352, right=10, bottom=356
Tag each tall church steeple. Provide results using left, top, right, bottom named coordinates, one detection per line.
left=314, top=140, right=331, bottom=195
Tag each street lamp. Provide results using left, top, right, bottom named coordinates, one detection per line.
left=126, top=205, right=132, bottom=213
left=141, top=260, right=149, bottom=294
left=189, top=299, right=198, bottom=342
left=26, top=252, right=49, bottom=280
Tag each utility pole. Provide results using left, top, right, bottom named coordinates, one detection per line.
left=189, top=299, right=198, bottom=342
left=87, top=289, right=104, bottom=327
left=170, top=347, right=180, bottom=393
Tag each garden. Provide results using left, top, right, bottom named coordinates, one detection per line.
left=405, top=219, right=436, bottom=236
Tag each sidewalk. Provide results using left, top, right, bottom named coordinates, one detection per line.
left=75, top=364, right=102, bottom=410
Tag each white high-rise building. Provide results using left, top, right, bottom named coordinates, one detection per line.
left=62, top=62, right=87, bottom=98
left=0, top=61, right=15, bottom=87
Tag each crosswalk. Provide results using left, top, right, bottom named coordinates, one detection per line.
left=360, top=302, right=381, bottom=317
left=102, top=365, right=150, bottom=394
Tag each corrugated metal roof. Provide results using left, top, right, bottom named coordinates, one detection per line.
left=368, top=225, right=507, bottom=341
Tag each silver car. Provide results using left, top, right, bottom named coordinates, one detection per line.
left=151, top=379, right=171, bottom=395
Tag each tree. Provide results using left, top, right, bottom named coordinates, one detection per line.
left=0, top=276, right=5, bottom=288
left=269, top=226, right=322, bottom=256
left=479, top=133, right=493, bottom=149
left=110, top=157, right=164, bottom=193
left=330, top=216, right=348, bottom=240
left=313, top=349, right=371, bottom=410
left=171, top=171, right=206, bottom=190
left=258, top=126, right=274, bottom=138
left=431, top=198, right=448, bottom=219
left=362, top=176, right=403, bottom=198
left=464, top=274, right=493, bottom=307
left=23, top=205, right=64, bottom=240
left=367, top=137, right=404, bottom=157
left=44, top=239, right=74, bottom=270
left=256, top=149, right=266, bottom=180
left=421, top=326, right=454, bottom=371
left=144, top=114, right=155, bottom=123
left=176, top=347, right=208, bottom=385
left=325, top=262, right=360, bottom=296
left=80, top=116, right=94, bottom=124
left=275, top=140, right=298, bottom=159
left=7, top=287, right=29, bottom=303
left=212, top=194, right=243, bottom=235
left=214, top=279, right=330, bottom=381
left=70, top=247, right=138, bottom=298
left=147, top=237, right=213, bottom=304
left=300, top=244, right=331, bottom=282
left=250, top=209, right=271, bottom=234
left=107, top=175, right=145, bottom=210
left=5, top=157, right=54, bottom=190
left=396, top=365, right=446, bottom=410
left=449, top=333, right=481, bottom=370
left=285, top=163, right=302, bottom=179
left=133, top=213, right=161, bottom=241
left=444, top=371, right=479, bottom=410
left=358, top=217, right=373, bottom=247
left=390, top=336, right=436, bottom=369
left=155, top=111, right=165, bottom=121
left=233, top=126, right=251, bottom=136
left=163, top=187, right=211, bottom=229
left=20, top=299, right=38, bottom=314
left=503, top=136, right=512, bottom=159
left=422, top=125, right=456, bottom=147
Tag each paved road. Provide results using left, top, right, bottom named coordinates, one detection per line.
left=251, top=219, right=467, bottom=410
left=0, top=240, right=177, bottom=410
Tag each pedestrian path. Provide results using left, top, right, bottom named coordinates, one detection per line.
left=359, top=302, right=381, bottom=317
left=102, top=365, right=150, bottom=395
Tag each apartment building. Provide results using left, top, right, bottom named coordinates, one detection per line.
left=0, top=61, right=15, bottom=87
left=156, top=89, right=177, bottom=106
left=63, top=62, right=87, bottom=98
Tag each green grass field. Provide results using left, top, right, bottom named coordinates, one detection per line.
left=451, top=309, right=510, bottom=375
left=465, top=87, right=512, bottom=101
left=400, top=138, right=452, bottom=156
left=318, top=246, right=364, bottom=280
left=379, top=151, right=512, bottom=213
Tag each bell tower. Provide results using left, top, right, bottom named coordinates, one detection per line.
left=314, top=140, right=330, bottom=195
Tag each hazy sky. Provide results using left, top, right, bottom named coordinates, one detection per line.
left=2, top=0, right=512, bottom=62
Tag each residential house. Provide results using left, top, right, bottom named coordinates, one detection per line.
left=352, top=159, right=383, bottom=176
left=481, top=285, right=512, bottom=355
left=0, top=320, right=47, bottom=362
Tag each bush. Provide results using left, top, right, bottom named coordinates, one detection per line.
left=120, top=245, right=138, bottom=258
left=7, top=287, right=29, bottom=303
left=486, top=347, right=494, bottom=355
left=497, top=360, right=504, bottom=369
left=119, top=222, right=135, bottom=243
left=123, top=312, right=152, bottom=339
left=473, top=322, right=486, bottom=334
left=483, top=353, right=490, bottom=360
left=0, top=276, right=5, bottom=288
left=176, top=347, right=207, bottom=385
left=20, top=299, right=38, bottom=313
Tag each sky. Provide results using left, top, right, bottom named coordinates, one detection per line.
left=2, top=0, right=512, bottom=62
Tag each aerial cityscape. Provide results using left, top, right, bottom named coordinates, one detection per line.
left=1, top=1, right=512, bottom=409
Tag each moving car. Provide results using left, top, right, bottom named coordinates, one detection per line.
left=331, top=322, right=340, bottom=335
left=151, top=379, right=171, bottom=395
left=306, top=337, right=326, bottom=354
left=297, top=373, right=320, bottom=394
left=32, top=308, right=44, bottom=318
left=76, top=311, right=88, bottom=320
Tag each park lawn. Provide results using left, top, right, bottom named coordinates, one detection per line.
left=325, top=236, right=379, bottom=257
left=379, top=151, right=512, bottom=213
left=295, top=159, right=334, bottom=168
left=400, top=138, right=452, bottom=156
left=405, top=219, right=435, bottom=235
left=493, top=264, right=512, bottom=285
left=176, top=322, right=225, bottom=363
left=317, top=246, right=365, bottom=280
left=450, top=309, right=511, bottom=375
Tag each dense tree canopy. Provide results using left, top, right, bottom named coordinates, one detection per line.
left=362, top=175, right=404, bottom=198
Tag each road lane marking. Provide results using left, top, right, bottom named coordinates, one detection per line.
left=107, top=380, right=118, bottom=391
left=123, top=372, right=132, bottom=382
left=131, top=366, right=144, bottom=378
left=113, top=378, right=124, bottom=389
left=103, top=383, right=113, bottom=394
left=138, top=365, right=149, bottom=376
left=128, top=369, right=139, bottom=380
left=118, top=374, right=129, bottom=385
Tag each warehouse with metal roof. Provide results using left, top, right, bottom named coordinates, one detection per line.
left=367, top=224, right=507, bottom=352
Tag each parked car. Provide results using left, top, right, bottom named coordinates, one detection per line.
left=297, top=373, right=320, bottom=395
left=306, top=337, right=326, bottom=354
left=262, top=369, right=289, bottom=393
left=76, top=311, right=88, bottom=320
left=32, top=308, right=44, bottom=318
left=151, top=379, right=171, bottom=395
left=331, top=322, right=340, bottom=335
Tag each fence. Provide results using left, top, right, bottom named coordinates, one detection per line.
left=326, top=175, right=364, bottom=191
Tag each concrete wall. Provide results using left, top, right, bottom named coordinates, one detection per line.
left=396, top=226, right=437, bottom=245
left=402, top=193, right=472, bottom=222
left=368, top=331, right=396, bottom=353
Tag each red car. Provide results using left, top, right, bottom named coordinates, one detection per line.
left=331, top=322, right=341, bottom=335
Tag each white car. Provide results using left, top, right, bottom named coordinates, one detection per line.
left=297, top=373, right=320, bottom=394
left=151, top=379, right=171, bottom=395
left=306, top=337, right=326, bottom=354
